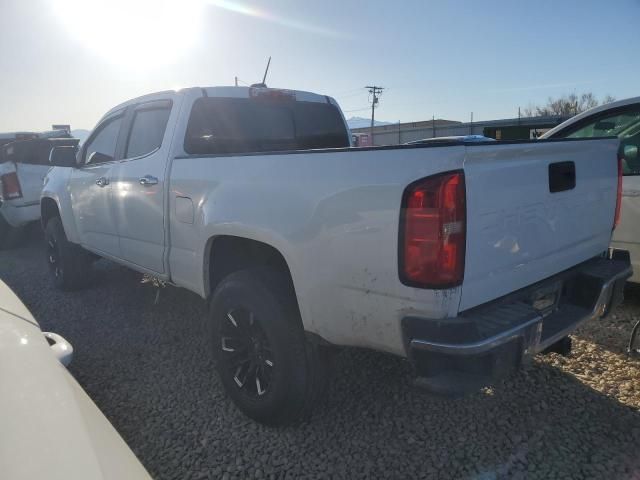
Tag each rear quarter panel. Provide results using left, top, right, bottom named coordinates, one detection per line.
left=16, top=163, right=50, bottom=206
left=0, top=162, right=47, bottom=226
left=168, top=146, right=466, bottom=356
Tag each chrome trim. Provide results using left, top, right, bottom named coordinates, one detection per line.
left=535, top=264, right=633, bottom=352
left=139, top=175, right=158, bottom=186
left=95, top=177, right=109, bottom=187
left=410, top=264, right=632, bottom=357
left=42, top=332, right=74, bottom=367
left=411, top=316, right=541, bottom=356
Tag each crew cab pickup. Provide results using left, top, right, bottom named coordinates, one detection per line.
left=41, top=86, right=632, bottom=425
left=0, top=134, right=78, bottom=248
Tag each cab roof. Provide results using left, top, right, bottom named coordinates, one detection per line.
left=103, top=86, right=335, bottom=121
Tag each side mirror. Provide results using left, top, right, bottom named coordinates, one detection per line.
left=49, top=146, right=78, bottom=167
left=87, top=151, right=114, bottom=164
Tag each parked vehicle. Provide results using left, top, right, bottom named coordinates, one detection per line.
left=0, top=134, right=78, bottom=248
left=542, top=96, right=640, bottom=283
left=42, top=86, right=631, bottom=425
left=0, top=278, right=151, bottom=479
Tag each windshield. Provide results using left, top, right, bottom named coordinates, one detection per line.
left=566, top=111, right=640, bottom=138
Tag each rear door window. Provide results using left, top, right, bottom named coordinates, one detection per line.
left=125, top=101, right=172, bottom=159
left=184, top=96, right=349, bottom=155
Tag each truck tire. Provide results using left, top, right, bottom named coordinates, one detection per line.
left=209, top=267, right=329, bottom=425
left=0, top=213, right=24, bottom=250
left=44, top=217, right=91, bottom=291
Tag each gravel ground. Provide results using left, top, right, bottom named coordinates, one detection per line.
left=2, top=230, right=640, bottom=480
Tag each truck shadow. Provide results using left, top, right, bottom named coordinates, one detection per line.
left=314, top=348, right=640, bottom=478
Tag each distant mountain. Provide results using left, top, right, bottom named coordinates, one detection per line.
left=346, top=116, right=392, bottom=130
left=71, top=129, right=91, bottom=145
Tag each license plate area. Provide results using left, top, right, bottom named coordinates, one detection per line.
left=527, top=281, right=562, bottom=318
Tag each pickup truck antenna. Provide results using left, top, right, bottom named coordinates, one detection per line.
left=262, top=56, right=271, bottom=85
left=251, top=57, right=271, bottom=88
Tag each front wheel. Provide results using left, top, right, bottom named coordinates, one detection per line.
left=44, top=217, right=91, bottom=291
left=210, top=267, right=329, bottom=425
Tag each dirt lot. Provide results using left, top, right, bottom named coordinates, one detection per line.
left=1, top=231, right=639, bottom=479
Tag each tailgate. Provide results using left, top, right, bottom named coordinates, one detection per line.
left=460, top=138, right=620, bottom=311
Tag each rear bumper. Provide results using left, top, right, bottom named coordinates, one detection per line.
left=403, top=250, right=632, bottom=394
left=611, top=240, right=640, bottom=284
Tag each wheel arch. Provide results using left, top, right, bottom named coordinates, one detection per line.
left=204, top=235, right=309, bottom=330
left=40, top=193, right=81, bottom=244
left=40, top=197, right=60, bottom=229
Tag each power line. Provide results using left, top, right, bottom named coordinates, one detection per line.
left=366, top=86, right=384, bottom=145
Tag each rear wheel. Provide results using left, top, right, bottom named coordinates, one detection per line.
left=0, top=213, right=24, bottom=249
left=45, top=217, right=91, bottom=291
left=210, top=267, right=329, bottom=425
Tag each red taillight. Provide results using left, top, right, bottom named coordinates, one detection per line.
left=249, top=87, right=296, bottom=101
left=399, top=171, right=466, bottom=288
left=614, top=155, right=623, bottom=229
left=1, top=172, right=22, bottom=200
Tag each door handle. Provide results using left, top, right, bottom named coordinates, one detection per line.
left=95, top=177, right=109, bottom=187
left=139, top=175, right=158, bottom=186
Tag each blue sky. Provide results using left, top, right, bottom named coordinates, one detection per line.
left=0, top=0, right=638, bottom=131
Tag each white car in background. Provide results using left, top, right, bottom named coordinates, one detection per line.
left=0, top=134, right=78, bottom=249
left=543, top=96, right=640, bottom=282
left=0, top=279, right=151, bottom=479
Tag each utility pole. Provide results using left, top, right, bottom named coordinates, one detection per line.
left=366, top=86, right=384, bottom=145
left=432, top=115, right=436, bottom=138
left=235, top=76, right=238, bottom=87
left=470, top=112, right=473, bottom=134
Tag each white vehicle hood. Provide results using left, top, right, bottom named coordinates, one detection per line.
left=0, top=279, right=151, bottom=480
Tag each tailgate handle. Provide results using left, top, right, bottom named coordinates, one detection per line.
left=549, top=161, right=575, bottom=193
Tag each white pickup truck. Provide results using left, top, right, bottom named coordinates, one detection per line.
left=0, top=134, right=78, bottom=248
left=41, top=86, right=632, bottom=425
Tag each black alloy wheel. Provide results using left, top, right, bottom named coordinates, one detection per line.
left=220, top=307, right=275, bottom=397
